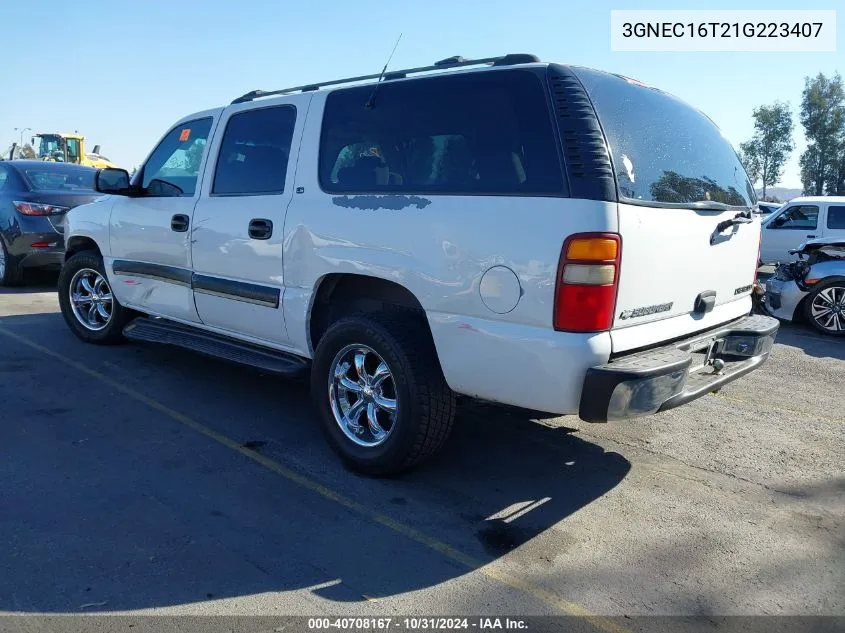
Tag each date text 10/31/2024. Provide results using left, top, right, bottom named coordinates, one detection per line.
left=307, top=617, right=529, bottom=630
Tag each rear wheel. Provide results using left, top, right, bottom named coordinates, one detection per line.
left=58, top=251, right=133, bottom=344
left=310, top=310, right=456, bottom=476
left=0, top=238, right=23, bottom=287
left=803, top=280, right=845, bottom=337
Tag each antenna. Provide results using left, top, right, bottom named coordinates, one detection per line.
left=365, top=33, right=402, bottom=110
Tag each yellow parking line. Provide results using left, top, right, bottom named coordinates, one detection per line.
left=0, top=324, right=629, bottom=633
left=712, top=392, right=843, bottom=425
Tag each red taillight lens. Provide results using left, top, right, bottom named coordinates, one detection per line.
left=13, top=201, right=69, bottom=216
left=554, top=233, right=621, bottom=333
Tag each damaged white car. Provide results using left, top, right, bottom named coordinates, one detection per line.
left=763, top=237, right=845, bottom=336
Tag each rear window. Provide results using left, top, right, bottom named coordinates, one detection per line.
left=319, top=69, right=564, bottom=196
left=24, top=167, right=94, bottom=191
left=827, top=206, right=845, bottom=229
left=572, top=68, right=755, bottom=207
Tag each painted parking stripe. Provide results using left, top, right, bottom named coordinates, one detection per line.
left=0, top=323, right=630, bottom=633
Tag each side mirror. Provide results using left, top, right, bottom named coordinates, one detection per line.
left=95, top=167, right=131, bottom=194
left=769, top=214, right=786, bottom=228
left=92, top=144, right=101, bottom=154
left=30, top=136, right=35, bottom=145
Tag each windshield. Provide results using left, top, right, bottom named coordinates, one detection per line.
left=572, top=68, right=756, bottom=208
left=36, top=135, right=65, bottom=160
left=24, top=166, right=95, bottom=191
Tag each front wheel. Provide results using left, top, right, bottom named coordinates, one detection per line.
left=310, top=311, right=456, bottom=476
left=803, top=280, right=845, bottom=337
left=58, top=251, right=133, bottom=344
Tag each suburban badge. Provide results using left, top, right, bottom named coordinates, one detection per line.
left=619, top=302, right=673, bottom=320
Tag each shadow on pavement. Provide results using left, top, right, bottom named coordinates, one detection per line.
left=0, top=270, right=59, bottom=294
left=0, top=310, right=631, bottom=613
left=772, top=321, right=845, bottom=362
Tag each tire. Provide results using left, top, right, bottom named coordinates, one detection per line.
left=802, top=279, right=845, bottom=337
left=310, top=310, right=456, bottom=476
left=58, top=251, right=134, bottom=344
left=0, top=238, right=24, bottom=287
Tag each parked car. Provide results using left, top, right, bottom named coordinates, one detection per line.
left=0, top=160, right=100, bottom=286
left=760, top=196, right=845, bottom=264
left=755, top=202, right=781, bottom=216
left=763, top=237, right=845, bottom=336
left=57, top=54, right=778, bottom=474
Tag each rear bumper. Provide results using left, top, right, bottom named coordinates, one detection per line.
left=579, top=314, right=779, bottom=422
left=6, top=232, right=64, bottom=270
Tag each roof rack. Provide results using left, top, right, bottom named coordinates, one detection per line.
left=230, top=53, right=541, bottom=104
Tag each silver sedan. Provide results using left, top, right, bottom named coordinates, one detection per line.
left=763, top=237, right=845, bottom=336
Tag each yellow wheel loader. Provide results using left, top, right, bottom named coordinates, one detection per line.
left=32, top=133, right=119, bottom=169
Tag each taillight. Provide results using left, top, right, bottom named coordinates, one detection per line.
left=554, top=233, right=621, bottom=333
left=13, top=201, right=69, bottom=216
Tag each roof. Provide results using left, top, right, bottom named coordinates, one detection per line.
left=786, top=196, right=845, bottom=204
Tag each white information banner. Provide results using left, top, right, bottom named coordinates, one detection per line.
left=610, top=10, right=837, bottom=52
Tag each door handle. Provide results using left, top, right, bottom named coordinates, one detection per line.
left=248, top=218, right=273, bottom=240
left=171, top=214, right=190, bottom=232
left=807, top=234, right=816, bottom=238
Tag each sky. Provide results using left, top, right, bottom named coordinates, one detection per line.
left=1, top=0, right=842, bottom=189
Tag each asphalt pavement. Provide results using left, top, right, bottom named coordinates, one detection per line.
left=0, top=279, right=842, bottom=625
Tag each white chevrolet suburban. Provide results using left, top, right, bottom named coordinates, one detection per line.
left=58, top=54, right=779, bottom=474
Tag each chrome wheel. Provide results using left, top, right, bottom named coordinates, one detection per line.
left=810, top=285, right=845, bottom=332
left=69, top=268, right=113, bottom=331
left=328, top=344, right=398, bottom=447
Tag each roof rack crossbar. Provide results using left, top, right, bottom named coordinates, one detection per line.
left=230, top=54, right=539, bottom=104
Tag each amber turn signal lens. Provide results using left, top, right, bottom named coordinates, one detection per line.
left=565, top=238, right=618, bottom=261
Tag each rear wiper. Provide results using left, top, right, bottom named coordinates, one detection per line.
left=710, top=210, right=753, bottom=244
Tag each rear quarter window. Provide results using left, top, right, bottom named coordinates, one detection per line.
left=318, top=69, right=564, bottom=196
left=827, top=206, right=845, bottom=229
left=572, top=68, right=755, bottom=207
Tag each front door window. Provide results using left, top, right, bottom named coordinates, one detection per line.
left=139, top=118, right=213, bottom=197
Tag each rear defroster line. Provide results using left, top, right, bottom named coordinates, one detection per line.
left=0, top=323, right=630, bottom=633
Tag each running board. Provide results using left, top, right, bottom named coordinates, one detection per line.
left=122, top=318, right=310, bottom=377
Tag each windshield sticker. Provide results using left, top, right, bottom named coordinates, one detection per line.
left=179, top=129, right=191, bottom=142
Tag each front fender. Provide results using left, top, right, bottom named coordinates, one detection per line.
left=64, top=197, right=115, bottom=258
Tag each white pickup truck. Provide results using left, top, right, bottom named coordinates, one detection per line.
left=760, top=196, right=845, bottom=264
left=58, top=54, right=779, bottom=474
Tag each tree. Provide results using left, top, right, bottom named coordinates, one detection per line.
left=738, top=145, right=761, bottom=190
left=3, top=143, right=36, bottom=160
left=739, top=102, right=794, bottom=200
left=799, top=72, right=845, bottom=195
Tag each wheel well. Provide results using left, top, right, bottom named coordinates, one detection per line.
left=65, top=236, right=101, bottom=261
left=796, top=276, right=845, bottom=322
left=309, top=274, right=428, bottom=352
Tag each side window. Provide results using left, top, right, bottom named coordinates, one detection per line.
left=66, top=138, right=80, bottom=163
left=318, top=70, right=564, bottom=196
left=827, top=206, right=845, bottom=230
left=772, top=205, right=819, bottom=229
left=140, top=117, right=213, bottom=197
left=212, top=105, right=297, bottom=196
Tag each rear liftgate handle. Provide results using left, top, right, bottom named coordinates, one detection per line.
left=249, top=218, right=273, bottom=240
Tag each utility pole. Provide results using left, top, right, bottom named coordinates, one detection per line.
left=14, top=127, right=32, bottom=147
